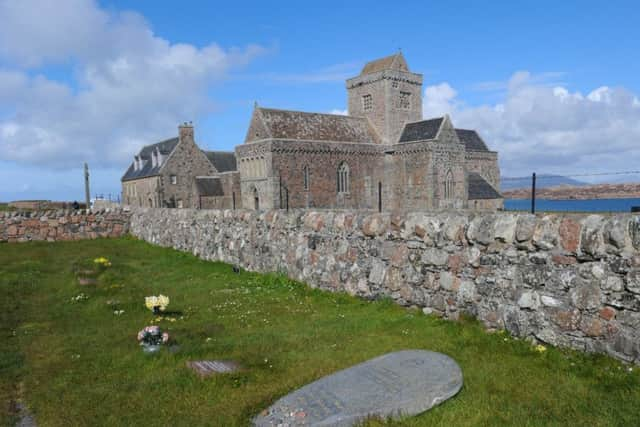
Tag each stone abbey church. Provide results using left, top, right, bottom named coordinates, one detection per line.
left=122, top=52, right=502, bottom=211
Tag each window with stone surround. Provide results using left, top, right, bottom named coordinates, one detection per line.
left=303, top=165, right=310, bottom=191
left=398, top=91, right=411, bottom=109
left=444, top=170, right=454, bottom=199
left=362, top=94, right=372, bottom=112
left=337, top=162, right=350, bottom=194
left=170, top=175, right=177, bottom=185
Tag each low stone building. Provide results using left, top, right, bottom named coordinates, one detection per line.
left=123, top=52, right=502, bottom=211
left=121, top=123, right=239, bottom=208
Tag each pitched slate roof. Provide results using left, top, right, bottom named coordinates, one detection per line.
left=398, top=118, right=443, bottom=142
left=361, top=52, right=408, bottom=75
left=257, top=108, right=377, bottom=143
left=468, top=173, right=502, bottom=200
left=203, top=151, right=237, bottom=172
left=456, top=129, right=489, bottom=152
left=195, top=177, right=224, bottom=197
left=121, top=137, right=179, bottom=182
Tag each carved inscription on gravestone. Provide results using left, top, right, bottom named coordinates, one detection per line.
left=254, top=350, right=463, bottom=427
left=187, top=360, right=239, bottom=377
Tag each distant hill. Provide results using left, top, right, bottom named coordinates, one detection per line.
left=503, top=182, right=640, bottom=200
left=501, top=175, right=588, bottom=191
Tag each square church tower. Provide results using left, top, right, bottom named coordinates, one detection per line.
left=346, top=52, right=423, bottom=144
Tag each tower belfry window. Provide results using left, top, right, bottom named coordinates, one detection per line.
left=398, top=91, right=411, bottom=109
left=362, top=94, right=372, bottom=112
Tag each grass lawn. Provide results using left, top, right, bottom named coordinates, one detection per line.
left=1, top=238, right=639, bottom=426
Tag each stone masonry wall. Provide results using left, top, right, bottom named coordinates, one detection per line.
left=0, top=209, right=131, bottom=242
left=130, top=208, right=640, bottom=364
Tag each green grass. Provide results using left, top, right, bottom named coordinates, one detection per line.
left=1, top=238, right=639, bottom=426
left=0, top=203, right=15, bottom=212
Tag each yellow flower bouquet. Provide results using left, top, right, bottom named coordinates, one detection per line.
left=145, top=294, right=170, bottom=314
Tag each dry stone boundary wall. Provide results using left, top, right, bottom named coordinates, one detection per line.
left=130, top=208, right=640, bottom=364
left=0, top=209, right=130, bottom=242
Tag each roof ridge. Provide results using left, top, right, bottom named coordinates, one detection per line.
left=405, top=116, right=445, bottom=126
left=258, top=106, right=365, bottom=120
left=138, top=136, right=179, bottom=152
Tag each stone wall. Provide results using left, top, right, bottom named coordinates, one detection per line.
left=0, top=209, right=130, bottom=242
left=130, top=208, right=640, bottom=364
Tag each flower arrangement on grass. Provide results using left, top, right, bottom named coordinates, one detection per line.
left=137, top=325, right=169, bottom=352
left=145, top=295, right=170, bottom=314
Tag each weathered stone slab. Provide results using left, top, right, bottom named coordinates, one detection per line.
left=254, top=350, right=462, bottom=426
left=187, top=360, right=239, bottom=377
left=77, top=277, right=97, bottom=286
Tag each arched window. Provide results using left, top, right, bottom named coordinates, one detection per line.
left=253, top=187, right=259, bottom=210
left=444, top=170, right=454, bottom=199
left=337, top=162, right=350, bottom=194
left=303, top=165, right=310, bottom=191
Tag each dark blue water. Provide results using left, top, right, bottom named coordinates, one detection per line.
left=505, top=198, right=640, bottom=213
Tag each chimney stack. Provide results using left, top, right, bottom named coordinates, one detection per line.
left=178, top=121, right=194, bottom=142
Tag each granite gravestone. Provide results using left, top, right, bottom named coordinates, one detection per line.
left=254, top=350, right=463, bottom=426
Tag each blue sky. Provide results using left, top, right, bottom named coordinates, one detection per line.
left=1, top=0, right=640, bottom=201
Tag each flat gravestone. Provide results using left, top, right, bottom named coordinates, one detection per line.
left=254, top=350, right=462, bottom=427
left=187, top=360, right=240, bottom=377
left=77, top=277, right=97, bottom=286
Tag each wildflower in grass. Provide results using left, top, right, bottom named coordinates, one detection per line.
left=535, top=344, right=547, bottom=353
left=93, top=257, right=111, bottom=267
left=113, top=310, right=125, bottom=316
left=70, top=293, right=89, bottom=302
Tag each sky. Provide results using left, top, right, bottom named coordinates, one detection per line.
left=1, top=0, right=640, bottom=201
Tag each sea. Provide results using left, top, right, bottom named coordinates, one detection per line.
left=504, top=198, right=640, bottom=213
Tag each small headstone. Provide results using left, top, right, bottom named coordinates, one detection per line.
left=187, top=360, right=240, bottom=377
left=254, top=350, right=462, bottom=427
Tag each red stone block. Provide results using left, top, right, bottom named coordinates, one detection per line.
left=559, top=218, right=581, bottom=253
left=448, top=254, right=463, bottom=274
left=552, top=254, right=577, bottom=265
left=599, top=306, right=616, bottom=321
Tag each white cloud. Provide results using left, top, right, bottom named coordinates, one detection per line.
left=423, top=72, right=640, bottom=178
left=329, top=109, right=348, bottom=116
left=423, top=83, right=457, bottom=119
left=0, top=0, right=265, bottom=169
